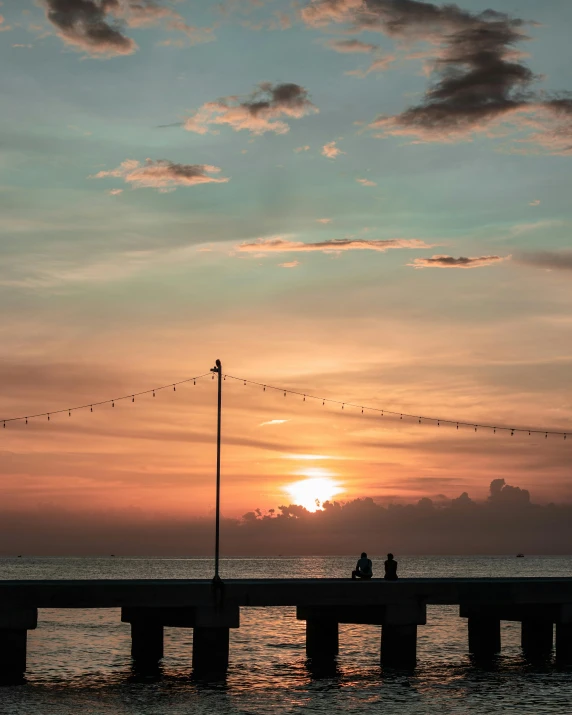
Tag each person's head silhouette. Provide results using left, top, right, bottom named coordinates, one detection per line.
left=361, top=552, right=367, bottom=558
left=387, top=553, right=393, bottom=560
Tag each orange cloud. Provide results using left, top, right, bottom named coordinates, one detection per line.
left=322, top=140, right=345, bottom=159
left=409, top=255, right=510, bottom=269
left=184, top=82, right=318, bottom=136
left=92, top=159, right=229, bottom=191
left=238, top=237, right=437, bottom=253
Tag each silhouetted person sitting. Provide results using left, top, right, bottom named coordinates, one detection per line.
left=352, top=552, right=373, bottom=580
left=384, top=553, right=398, bottom=581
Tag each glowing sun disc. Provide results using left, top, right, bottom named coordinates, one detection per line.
left=285, top=477, right=343, bottom=512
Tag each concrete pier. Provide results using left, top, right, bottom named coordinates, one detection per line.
left=192, top=627, right=230, bottom=673
left=521, top=620, right=553, bottom=657
left=305, top=618, right=339, bottom=660
left=381, top=624, right=417, bottom=669
left=121, top=604, right=239, bottom=673
left=0, top=608, right=37, bottom=681
left=467, top=617, right=501, bottom=656
left=130, top=621, right=164, bottom=664
left=556, top=623, right=572, bottom=664
left=1, top=578, right=572, bottom=679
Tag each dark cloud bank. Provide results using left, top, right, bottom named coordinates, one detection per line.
left=304, top=0, right=572, bottom=151
left=2, top=480, right=572, bottom=556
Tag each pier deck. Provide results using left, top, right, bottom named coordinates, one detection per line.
left=1, top=578, right=571, bottom=680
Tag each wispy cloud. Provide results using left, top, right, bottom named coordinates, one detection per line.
left=409, top=255, right=510, bottom=269
left=345, top=55, right=395, bottom=77
left=322, top=140, right=344, bottom=159
left=294, top=145, right=310, bottom=152
left=356, top=178, right=377, bottom=187
left=529, top=200, right=541, bottom=207
left=105, top=188, right=124, bottom=196
left=184, top=82, right=318, bottom=136
left=92, top=159, right=229, bottom=191
left=514, top=250, right=572, bottom=272
left=238, top=237, right=437, bottom=254
left=260, top=419, right=289, bottom=426
left=326, top=38, right=377, bottom=54
left=0, top=13, right=11, bottom=31
left=279, top=261, right=299, bottom=268
left=316, top=218, right=332, bottom=224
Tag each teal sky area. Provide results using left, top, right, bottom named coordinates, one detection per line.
left=0, top=0, right=571, bottom=520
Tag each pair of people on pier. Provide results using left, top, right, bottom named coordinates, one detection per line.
left=351, top=553, right=398, bottom=581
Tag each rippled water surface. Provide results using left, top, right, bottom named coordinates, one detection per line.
left=1, top=556, right=571, bottom=714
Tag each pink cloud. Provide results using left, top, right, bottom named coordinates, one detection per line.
left=92, top=159, right=229, bottom=191
left=408, top=255, right=511, bottom=269
left=326, top=38, right=377, bottom=54
left=279, top=261, right=300, bottom=268
left=322, top=140, right=344, bottom=159
left=184, top=82, right=318, bottom=136
left=238, top=237, right=437, bottom=254
left=356, top=178, right=377, bottom=187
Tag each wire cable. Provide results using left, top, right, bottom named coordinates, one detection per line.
left=1, top=372, right=212, bottom=427
left=223, top=374, right=570, bottom=440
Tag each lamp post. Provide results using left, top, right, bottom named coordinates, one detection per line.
left=210, top=359, right=222, bottom=582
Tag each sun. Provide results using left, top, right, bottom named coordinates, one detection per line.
left=285, top=475, right=343, bottom=512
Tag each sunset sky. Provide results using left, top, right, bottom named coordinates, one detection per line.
left=1, top=0, right=571, bottom=531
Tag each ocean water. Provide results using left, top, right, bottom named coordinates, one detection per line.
left=1, top=556, right=572, bottom=715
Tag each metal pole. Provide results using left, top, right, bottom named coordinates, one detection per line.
left=210, top=359, right=222, bottom=582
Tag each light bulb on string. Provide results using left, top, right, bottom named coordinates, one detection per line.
left=25, top=418, right=28, bottom=425
left=418, top=418, right=421, bottom=424
left=263, top=385, right=266, bottom=392
left=194, top=380, right=196, bottom=386
left=437, top=420, right=440, bottom=427
left=342, top=404, right=344, bottom=410
left=153, top=391, right=155, bottom=397
left=456, top=423, right=459, bottom=430
left=91, top=405, right=93, bottom=412
left=173, top=385, right=176, bottom=391
left=132, top=396, right=134, bottom=403
left=284, top=391, right=286, bottom=397
left=362, top=408, right=364, bottom=414
left=511, top=430, right=514, bottom=436
left=545, top=432, right=548, bottom=439
left=48, top=414, right=50, bottom=421
left=69, top=410, right=71, bottom=417
left=112, top=401, right=115, bottom=408
left=474, top=426, right=477, bottom=432
left=400, top=414, right=403, bottom=420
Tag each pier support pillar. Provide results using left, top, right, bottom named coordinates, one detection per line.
left=130, top=622, right=164, bottom=664
left=306, top=618, right=339, bottom=660
left=192, top=627, right=230, bottom=674
left=0, top=608, right=37, bottom=683
left=381, top=624, right=417, bottom=669
left=556, top=624, right=572, bottom=664
left=521, top=621, right=553, bottom=658
left=468, top=617, right=501, bottom=657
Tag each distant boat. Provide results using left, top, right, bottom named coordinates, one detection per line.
left=516, top=553, right=524, bottom=558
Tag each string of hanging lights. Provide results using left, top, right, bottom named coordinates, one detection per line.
left=1, top=373, right=212, bottom=428
left=0, top=366, right=569, bottom=440
left=222, top=374, right=570, bottom=440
